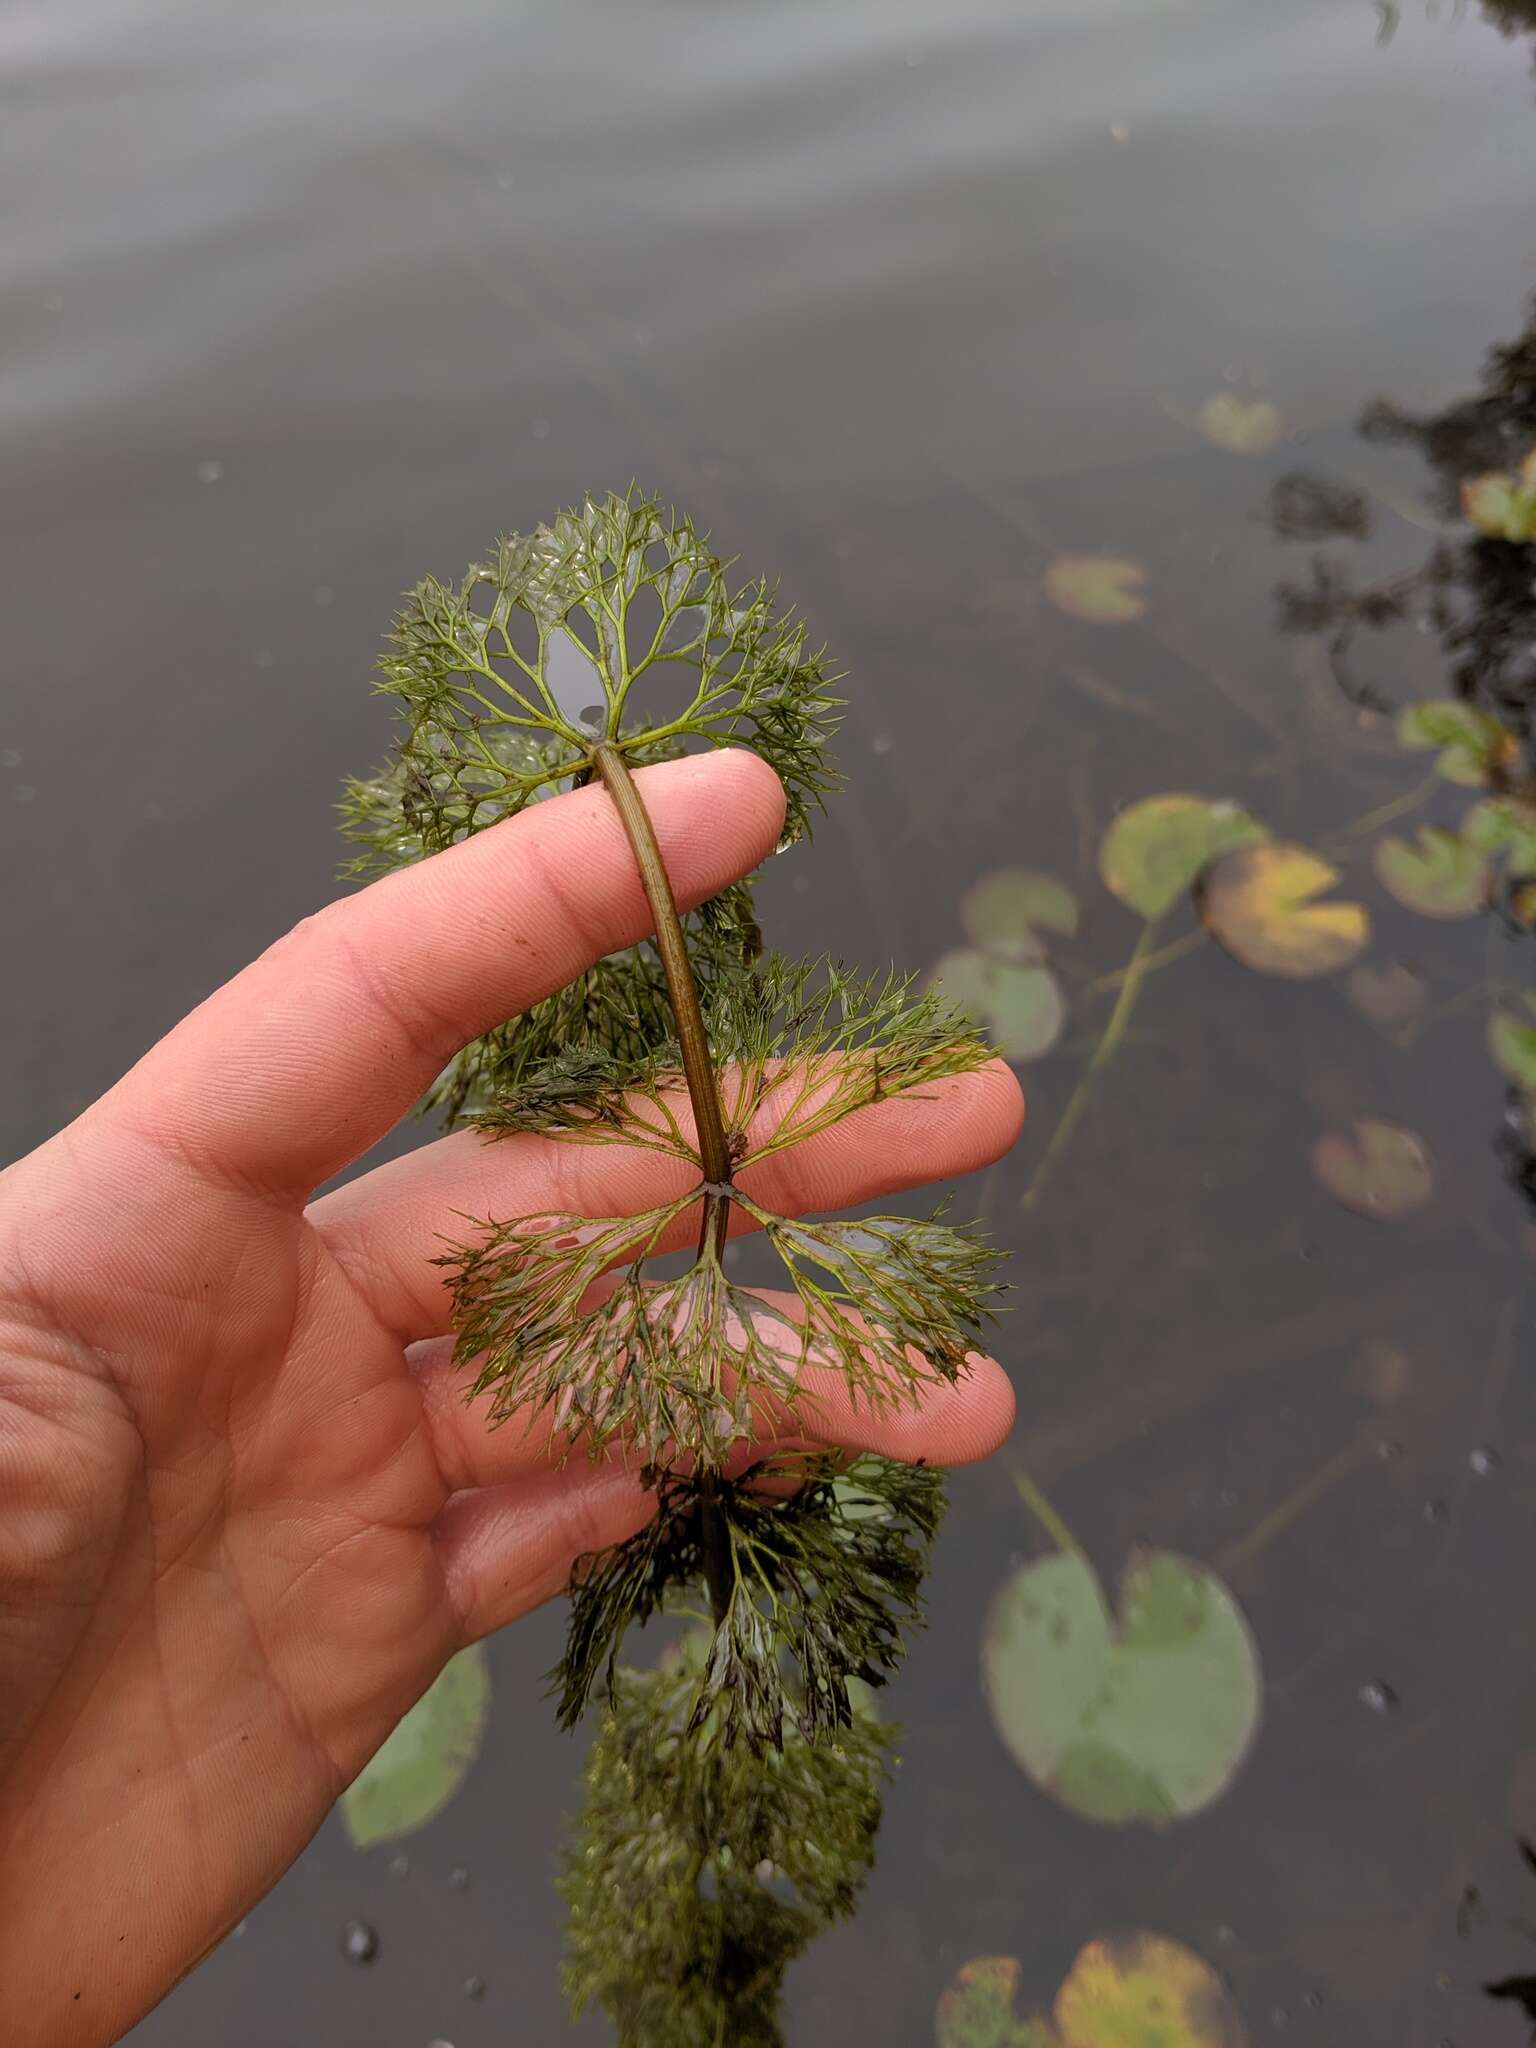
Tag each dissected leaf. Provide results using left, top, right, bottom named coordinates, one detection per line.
left=1099, top=795, right=1268, bottom=922
left=1490, top=995, right=1536, bottom=1090
left=1396, top=700, right=1516, bottom=787
left=1198, top=394, right=1282, bottom=456
left=982, top=1549, right=1261, bottom=1826
left=936, top=1957, right=1053, bottom=2048
left=1311, top=1119, right=1433, bottom=1220
left=1374, top=827, right=1489, bottom=918
left=341, top=1646, right=491, bottom=1849
left=1045, top=555, right=1148, bottom=626
left=962, top=871, right=1079, bottom=960
left=934, top=950, right=1067, bottom=1062
left=1199, top=842, right=1368, bottom=977
left=1463, top=797, right=1536, bottom=878
left=1347, top=959, right=1426, bottom=1030
left=1053, top=1933, right=1248, bottom=2048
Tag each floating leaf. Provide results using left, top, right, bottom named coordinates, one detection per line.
left=982, top=1548, right=1261, bottom=1826
left=936, top=1957, right=1053, bottom=2048
left=1099, top=795, right=1268, bottom=923
left=1462, top=458, right=1536, bottom=543
left=1396, top=700, right=1517, bottom=787
left=1490, top=995, right=1536, bottom=1090
left=1311, top=1119, right=1433, bottom=1220
left=962, top=871, right=1080, bottom=961
left=1373, top=827, right=1488, bottom=918
left=934, top=950, right=1065, bottom=1062
left=1463, top=797, right=1536, bottom=878
left=1198, top=394, right=1282, bottom=456
left=1346, top=959, right=1425, bottom=1031
left=1199, top=842, right=1368, bottom=978
left=1054, top=1933, right=1248, bottom=2048
left=1045, top=556, right=1148, bottom=626
left=341, top=1645, right=491, bottom=1849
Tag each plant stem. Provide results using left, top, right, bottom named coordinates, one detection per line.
left=1022, top=917, right=1161, bottom=1214
left=590, top=742, right=735, bottom=1621
left=1012, top=1470, right=1084, bottom=1558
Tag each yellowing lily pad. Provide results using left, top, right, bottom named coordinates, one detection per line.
left=341, top=1645, right=491, bottom=1849
left=935, top=949, right=1066, bottom=1062
left=1490, top=995, right=1536, bottom=1091
left=1373, top=827, right=1488, bottom=918
left=1198, top=394, right=1282, bottom=456
left=1463, top=797, right=1536, bottom=877
left=1396, top=700, right=1517, bottom=787
left=1462, top=465, right=1536, bottom=543
left=982, top=1548, right=1262, bottom=1826
left=1346, top=959, right=1426, bottom=1031
left=963, top=871, right=1080, bottom=961
left=1045, top=555, right=1148, bottom=625
left=1054, top=1933, right=1247, bottom=2048
left=1099, top=795, right=1269, bottom=922
left=1312, top=1119, right=1433, bottom=1220
left=1199, top=842, right=1368, bottom=978
left=936, top=1957, right=1054, bottom=2048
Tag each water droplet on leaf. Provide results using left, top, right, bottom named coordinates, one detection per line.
left=340, top=1919, right=379, bottom=1964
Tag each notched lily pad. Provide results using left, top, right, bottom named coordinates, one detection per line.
left=1199, top=842, right=1368, bottom=978
left=1347, top=959, right=1426, bottom=1031
left=1312, top=1119, right=1432, bottom=1220
left=982, top=1548, right=1262, bottom=1826
left=1198, top=394, right=1282, bottom=456
left=1099, top=795, right=1268, bottom=922
left=935, top=949, right=1066, bottom=1063
left=1462, top=454, right=1536, bottom=543
left=1045, top=555, right=1148, bottom=626
left=1463, top=797, right=1536, bottom=878
left=341, top=1645, right=492, bottom=1849
left=1373, top=827, right=1488, bottom=918
left=963, top=871, right=1080, bottom=960
left=1054, top=1932, right=1248, bottom=2048
left=936, top=1957, right=1054, bottom=2048
left=1396, top=700, right=1517, bottom=787
left=1490, top=994, right=1536, bottom=1091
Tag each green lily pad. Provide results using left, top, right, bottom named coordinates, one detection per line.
left=935, top=949, right=1066, bottom=1063
left=1462, top=458, right=1536, bottom=543
left=1463, top=797, right=1536, bottom=878
left=1045, top=555, right=1148, bottom=625
left=1099, top=795, right=1268, bottom=923
left=341, top=1645, right=491, bottom=1849
left=1311, top=1119, right=1433, bottom=1220
left=982, top=1548, right=1262, bottom=1826
left=936, top=1957, right=1054, bottom=2048
left=1490, top=994, right=1536, bottom=1090
left=1199, top=842, right=1369, bottom=978
left=1373, top=827, right=1488, bottom=918
left=962, top=870, right=1080, bottom=961
left=1198, top=393, right=1282, bottom=456
left=1054, top=1933, right=1248, bottom=2048
left=1396, top=700, right=1516, bottom=787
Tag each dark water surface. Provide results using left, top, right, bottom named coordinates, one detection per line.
left=6, top=1, right=1536, bottom=2042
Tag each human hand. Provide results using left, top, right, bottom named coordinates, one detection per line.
left=0, top=750, right=1021, bottom=2045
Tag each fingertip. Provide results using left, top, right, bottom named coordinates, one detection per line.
left=978, top=1057, right=1027, bottom=1150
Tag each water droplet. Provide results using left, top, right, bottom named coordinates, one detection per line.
left=871, top=733, right=893, bottom=756
left=1469, top=1445, right=1500, bottom=1476
left=530, top=417, right=551, bottom=440
left=388, top=1852, right=409, bottom=1877
left=1215, top=1923, right=1238, bottom=1946
left=196, top=459, right=225, bottom=484
left=1270, top=2007, right=1289, bottom=2030
left=464, top=1976, right=486, bottom=2002
left=340, top=1919, right=378, bottom=1965
left=1303, top=1989, right=1323, bottom=2011
left=1109, top=123, right=1130, bottom=143
left=428, top=2038, right=456, bottom=2047
left=1423, top=1497, right=1450, bottom=1524
left=0, top=749, right=20, bottom=767
left=447, top=1866, right=470, bottom=1892
left=1358, top=1679, right=1398, bottom=1713
left=1375, top=1437, right=1403, bottom=1463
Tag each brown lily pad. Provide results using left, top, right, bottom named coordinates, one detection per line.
left=1312, top=1119, right=1433, bottom=1220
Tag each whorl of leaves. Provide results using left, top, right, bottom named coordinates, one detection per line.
left=555, top=1454, right=946, bottom=1750
left=562, top=1658, right=891, bottom=2048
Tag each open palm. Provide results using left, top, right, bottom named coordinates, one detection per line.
left=0, top=752, right=1020, bottom=2046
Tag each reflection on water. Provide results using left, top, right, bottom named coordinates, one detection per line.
left=4, top=0, right=1536, bottom=2042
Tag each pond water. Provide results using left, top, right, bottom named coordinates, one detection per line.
left=6, top=0, right=1536, bottom=2042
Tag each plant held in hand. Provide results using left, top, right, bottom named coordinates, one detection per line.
left=344, top=490, right=1003, bottom=2045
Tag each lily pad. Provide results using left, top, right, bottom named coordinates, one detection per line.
left=1311, top=1119, right=1432, bottom=1220
left=1373, top=827, right=1488, bottom=918
left=1346, top=959, right=1425, bottom=1031
left=1199, top=842, right=1368, bottom=978
left=1099, top=795, right=1268, bottom=923
left=341, top=1645, right=491, bottom=1849
left=963, top=870, right=1080, bottom=961
left=1462, top=460, right=1536, bottom=543
left=935, top=950, right=1066, bottom=1063
left=982, top=1548, right=1262, bottom=1826
left=1198, top=394, right=1282, bottom=456
left=1463, top=797, right=1536, bottom=878
left=1396, top=700, right=1516, bottom=787
left=1045, top=555, right=1148, bottom=626
left=1490, top=995, right=1536, bottom=1090
left=1054, top=1933, right=1248, bottom=2048
left=936, top=1957, right=1054, bottom=2048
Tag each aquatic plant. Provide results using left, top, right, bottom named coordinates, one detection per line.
left=343, top=489, right=1002, bottom=2044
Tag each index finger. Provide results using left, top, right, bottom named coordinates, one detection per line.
left=97, top=750, right=786, bottom=1198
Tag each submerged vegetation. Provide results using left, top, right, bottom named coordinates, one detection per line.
left=343, top=491, right=1001, bottom=2044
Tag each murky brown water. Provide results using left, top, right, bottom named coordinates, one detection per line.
left=7, top=1, right=1536, bottom=2041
